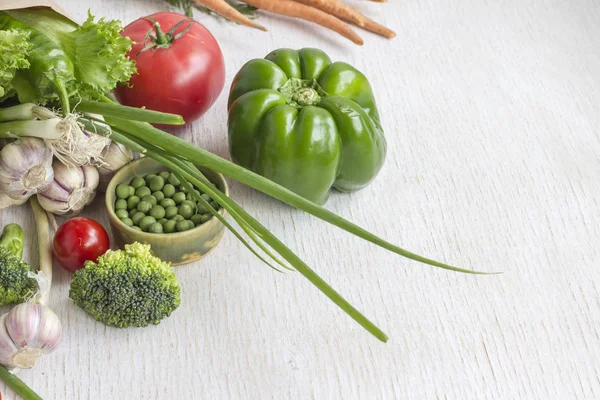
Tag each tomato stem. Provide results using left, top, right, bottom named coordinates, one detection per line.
left=138, top=17, right=195, bottom=54
left=153, top=21, right=169, bottom=45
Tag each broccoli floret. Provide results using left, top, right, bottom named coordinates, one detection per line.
left=0, top=224, right=37, bottom=306
left=69, top=242, right=181, bottom=328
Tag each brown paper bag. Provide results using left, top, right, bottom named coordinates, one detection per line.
left=0, top=0, right=75, bottom=23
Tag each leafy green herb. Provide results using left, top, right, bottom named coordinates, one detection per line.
left=0, top=29, right=32, bottom=100
left=166, top=0, right=259, bottom=20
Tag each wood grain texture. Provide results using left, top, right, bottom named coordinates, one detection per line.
left=1, top=0, right=599, bottom=398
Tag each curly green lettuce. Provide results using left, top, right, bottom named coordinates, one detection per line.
left=61, top=13, right=137, bottom=100
left=0, top=29, right=32, bottom=100
left=0, top=10, right=135, bottom=108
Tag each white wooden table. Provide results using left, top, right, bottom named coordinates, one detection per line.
left=2, top=0, right=599, bottom=398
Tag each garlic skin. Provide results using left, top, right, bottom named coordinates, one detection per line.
left=96, top=141, right=136, bottom=192
left=0, top=194, right=27, bottom=210
left=0, top=303, right=62, bottom=369
left=37, top=159, right=99, bottom=216
left=0, top=138, right=54, bottom=201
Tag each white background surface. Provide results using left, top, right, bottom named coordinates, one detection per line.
left=1, top=0, right=599, bottom=398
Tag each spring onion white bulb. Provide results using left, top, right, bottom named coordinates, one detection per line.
left=44, top=115, right=110, bottom=167
left=37, top=159, right=99, bottom=215
left=0, top=138, right=54, bottom=201
left=0, top=303, right=62, bottom=369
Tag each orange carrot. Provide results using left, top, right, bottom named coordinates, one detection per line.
left=292, top=0, right=365, bottom=26
left=358, top=14, right=395, bottom=38
left=241, top=0, right=364, bottom=45
left=341, top=13, right=395, bottom=38
left=193, top=0, right=268, bottom=31
left=293, top=0, right=395, bottom=38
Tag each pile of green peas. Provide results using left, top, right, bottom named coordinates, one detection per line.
left=114, top=170, right=220, bottom=234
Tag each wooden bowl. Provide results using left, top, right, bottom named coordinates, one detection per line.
left=105, top=157, right=228, bottom=266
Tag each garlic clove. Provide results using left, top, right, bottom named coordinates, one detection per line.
left=6, top=303, right=41, bottom=348
left=0, top=138, right=54, bottom=201
left=0, top=315, right=20, bottom=368
left=26, top=306, right=62, bottom=353
left=96, top=141, right=136, bottom=192
left=37, top=159, right=100, bottom=216
left=0, top=303, right=63, bottom=369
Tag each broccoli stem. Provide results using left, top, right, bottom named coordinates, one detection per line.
left=0, top=224, right=24, bottom=259
left=30, top=197, right=52, bottom=305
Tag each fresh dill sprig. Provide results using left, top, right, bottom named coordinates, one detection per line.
left=165, top=0, right=258, bottom=20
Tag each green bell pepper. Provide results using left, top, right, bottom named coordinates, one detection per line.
left=228, top=48, right=387, bottom=205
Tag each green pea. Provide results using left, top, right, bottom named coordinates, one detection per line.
left=179, top=204, right=194, bottom=219
left=163, top=220, right=177, bottom=233
left=139, top=216, right=157, bottom=232
left=210, top=201, right=219, bottom=210
left=159, top=171, right=170, bottom=180
left=131, top=176, right=146, bottom=189
left=168, top=173, right=180, bottom=186
left=135, top=186, right=151, bottom=198
left=121, top=218, right=134, bottom=227
left=149, top=222, right=163, bottom=234
left=173, top=192, right=186, bottom=205
left=116, top=184, right=131, bottom=199
left=150, top=205, right=166, bottom=219
left=180, top=186, right=188, bottom=194
left=191, top=214, right=203, bottom=226
left=132, top=212, right=145, bottom=225
left=201, top=194, right=211, bottom=202
left=115, top=199, right=127, bottom=210
left=160, top=198, right=176, bottom=208
left=163, top=184, right=176, bottom=198
left=132, top=226, right=143, bottom=232
left=116, top=209, right=129, bottom=219
left=173, top=215, right=185, bottom=222
left=201, top=214, right=212, bottom=223
left=127, top=196, right=141, bottom=210
left=197, top=203, right=209, bottom=214
left=152, top=191, right=165, bottom=202
left=137, top=201, right=152, bottom=214
left=144, top=174, right=157, bottom=184
left=165, top=206, right=178, bottom=219
left=158, top=218, right=168, bottom=225
left=141, top=195, right=157, bottom=206
left=176, top=220, right=194, bottom=232
left=149, top=176, right=165, bottom=192
left=182, top=200, right=196, bottom=209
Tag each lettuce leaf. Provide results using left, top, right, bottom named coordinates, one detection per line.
left=60, top=13, right=136, bottom=100
left=1, top=10, right=135, bottom=106
left=0, top=29, right=32, bottom=100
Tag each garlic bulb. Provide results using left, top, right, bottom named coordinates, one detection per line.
left=96, top=141, right=136, bottom=192
left=37, top=159, right=99, bottom=216
left=0, top=303, right=62, bottom=369
left=0, top=138, right=54, bottom=201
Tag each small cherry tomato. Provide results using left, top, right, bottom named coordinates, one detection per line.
left=53, top=218, right=110, bottom=273
left=115, top=12, right=226, bottom=124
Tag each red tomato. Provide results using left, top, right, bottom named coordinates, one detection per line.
left=115, top=12, right=226, bottom=124
left=53, top=218, right=110, bottom=273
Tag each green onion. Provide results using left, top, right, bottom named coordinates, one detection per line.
left=0, top=118, right=65, bottom=139
left=74, top=99, right=184, bottom=125
left=0, top=103, right=55, bottom=122
left=78, top=97, right=496, bottom=341
left=0, top=365, right=43, bottom=400
left=104, top=116, right=485, bottom=274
